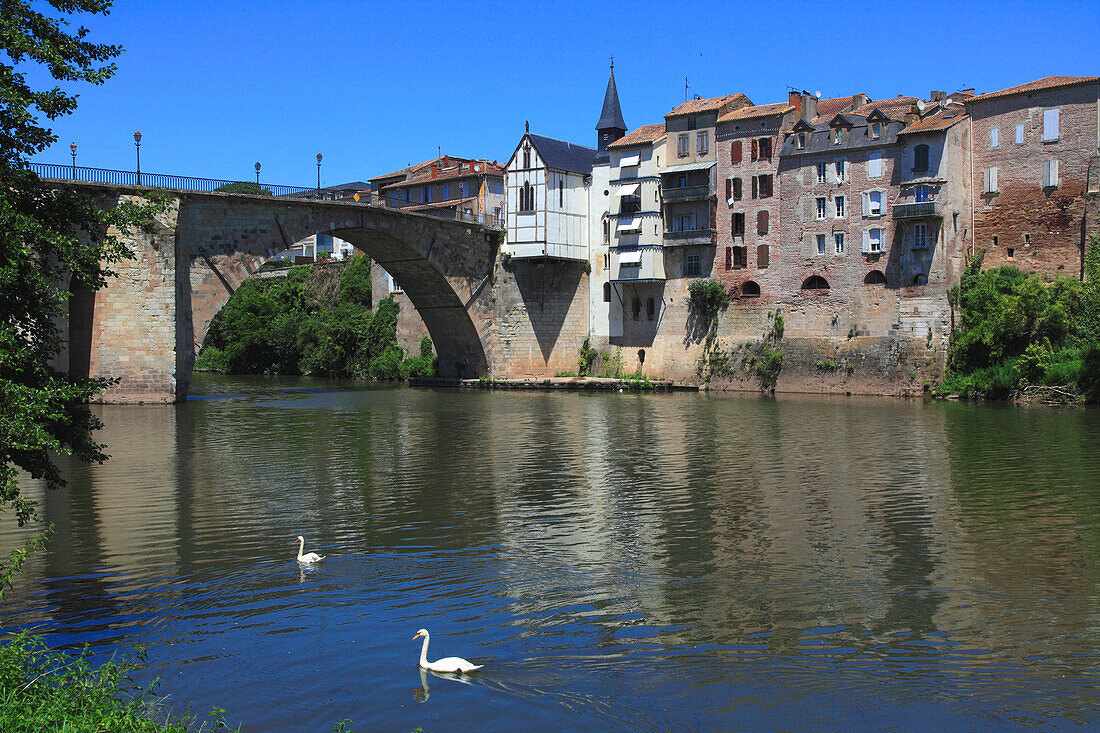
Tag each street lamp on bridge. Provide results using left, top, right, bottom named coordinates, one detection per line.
left=315, top=153, right=323, bottom=194
left=255, top=161, right=261, bottom=184
left=134, top=131, right=142, bottom=185
left=70, top=142, right=77, bottom=179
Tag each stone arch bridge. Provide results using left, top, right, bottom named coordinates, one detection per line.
left=59, top=182, right=502, bottom=403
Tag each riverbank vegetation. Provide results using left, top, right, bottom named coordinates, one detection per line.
left=195, top=256, right=437, bottom=380
left=940, top=237, right=1100, bottom=402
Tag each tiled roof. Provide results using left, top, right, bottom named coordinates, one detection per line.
left=404, top=196, right=477, bottom=212
left=400, top=161, right=504, bottom=186
left=898, top=102, right=969, bottom=135
left=814, top=94, right=865, bottom=120
left=853, top=97, right=921, bottom=121
left=667, top=93, right=749, bottom=117
left=718, top=101, right=794, bottom=123
left=528, top=133, right=597, bottom=175
left=608, top=123, right=665, bottom=149
left=967, top=75, right=1100, bottom=104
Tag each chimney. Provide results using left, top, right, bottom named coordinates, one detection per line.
left=800, top=91, right=818, bottom=122
left=905, top=103, right=920, bottom=128
left=789, top=91, right=802, bottom=115
left=930, top=90, right=946, bottom=103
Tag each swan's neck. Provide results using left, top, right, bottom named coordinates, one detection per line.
left=419, top=634, right=430, bottom=666
left=296, top=539, right=304, bottom=561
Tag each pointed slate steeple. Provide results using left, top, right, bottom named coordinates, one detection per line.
left=596, top=60, right=626, bottom=151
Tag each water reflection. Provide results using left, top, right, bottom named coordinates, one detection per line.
left=1, top=376, right=1097, bottom=731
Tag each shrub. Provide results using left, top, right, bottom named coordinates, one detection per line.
left=687, top=279, right=730, bottom=318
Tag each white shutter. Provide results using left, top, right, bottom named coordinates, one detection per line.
left=991, top=166, right=998, bottom=192
left=1043, top=159, right=1060, bottom=187
left=990, top=127, right=999, bottom=147
left=1051, top=159, right=1059, bottom=186
left=862, top=192, right=870, bottom=216
left=862, top=229, right=871, bottom=253
left=1043, top=109, right=1059, bottom=140
left=1015, top=124, right=1024, bottom=144
left=1042, top=160, right=1051, bottom=187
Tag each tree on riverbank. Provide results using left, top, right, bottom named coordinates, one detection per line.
left=195, top=257, right=438, bottom=380
left=940, top=236, right=1100, bottom=402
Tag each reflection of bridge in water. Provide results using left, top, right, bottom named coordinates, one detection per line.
left=36, top=170, right=504, bottom=403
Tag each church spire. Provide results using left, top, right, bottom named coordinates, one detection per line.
left=596, top=60, right=626, bottom=151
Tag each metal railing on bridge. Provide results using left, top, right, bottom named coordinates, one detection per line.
left=28, top=163, right=504, bottom=229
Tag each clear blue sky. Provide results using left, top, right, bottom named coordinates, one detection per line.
left=27, top=0, right=1100, bottom=188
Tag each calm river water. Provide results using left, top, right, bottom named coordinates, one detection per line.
left=1, top=375, right=1098, bottom=731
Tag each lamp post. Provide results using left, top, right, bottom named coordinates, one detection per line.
left=255, top=161, right=261, bottom=184
left=70, top=142, right=77, bottom=179
left=316, top=153, right=323, bottom=194
left=133, top=131, right=142, bottom=185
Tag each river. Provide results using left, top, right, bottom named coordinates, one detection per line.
left=1, top=374, right=1098, bottom=731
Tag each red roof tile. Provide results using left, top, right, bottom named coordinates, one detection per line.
left=967, top=75, right=1100, bottom=104
left=853, top=97, right=922, bottom=121
left=813, top=94, right=866, bottom=120
left=667, top=93, right=750, bottom=118
left=897, top=102, right=969, bottom=135
left=608, top=123, right=665, bottom=149
left=718, top=101, right=794, bottom=123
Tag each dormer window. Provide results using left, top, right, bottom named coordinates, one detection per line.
left=796, top=133, right=806, bottom=149
left=870, top=122, right=882, bottom=139
left=832, top=128, right=843, bottom=145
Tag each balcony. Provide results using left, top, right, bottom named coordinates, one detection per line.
left=661, top=185, right=710, bottom=203
left=663, top=229, right=715, bottom=247
left=892, top=201, right=943, bottom=219
left=612, top=247, right=665, bottom=282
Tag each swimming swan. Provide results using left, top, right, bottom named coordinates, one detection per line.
left=295, top=536, right=324, bottom=563
left=413, top=629, right=483, bottom=674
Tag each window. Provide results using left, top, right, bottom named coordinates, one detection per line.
left=647, top=297, right=656, bottom=320
left=442, top=183, right=450, bottom=200
left=632, top=297, right=641, bottom=321
left=620, top=193, right=641, bottom=214
left=678, top=174, right=687, bottom=188
left=802, top=275, right=830, bottom=290
left=752, top=137, right=772, bottom=160
left=1043, top=108, right=1059, bottom=140
left=862, top=190, right=883, bottom=216
left=990, top=127, right=999, bottom=148
left=796, top=132, right=806, bottom=149
left=912, top=222, right=928, bottom=249
left=1042, top=159, right=1059, bottom=187
left=757, top=210, right=769, bottom=235
left=915, top=185, right=931, bottom=203
left=864, top=270, right=886, bottom=285
left=423, top=186, right=431, bottom=203
left=523, top=145, right=531, bottom=168
left=913, top=144, right=929, bottom=172
left=832, top=128, right=844, bottom=145
left=678, top=133, right=689, bottom=157
left=868, top=152, right=883, bottom=179
left=757, top=174, right=773, bottom=198
left=816, top=163, right=827, bottom=183
left=732, top=177, right=743, bottom=200
left=519, top=181, right=535, bottom=211
left=603, top=216, right=610, bottom=243
left=756, top=244, right=769, bottom=268
left=725, top=246, right=732, bottom=269
left=671, top=213, right=695, bottom=232
left=603, top=282, right=611, bottom=302
left=1015, top=124, right=1025, bottom=145
left=732, top=212, right=745, bottom=235
left=1024, top=233, right=1031, bottom=245
left=863, top=228, right=884, bottom=253
left=684, top=254, right=701, bottom=277
left=732, top=246, right=747, bottom=269
left=816, top=197, right=827, bottom=220
left=984, top=166, right=998, bottom=193
left=835, top=160, right=846, bottom=183
left=460, top=180, right=469, bottom=198
left=725, top=178, right=732, bottom=200
left=731, top=140, right=743, bottom=164
left=835, top=233, right=845, bottom=254
left=697, top=131, right=709, bottom=156
left=1007, top=247, right=1015, bottom=260
left=835, top=195, right=845, bottom=218
left=870, top=122, right=882, bottom=139
left=559, top=180, right=564, bottom=207
left=816, top=234, right=826, bottom=255
left=742, top=280, right=761, bottom=297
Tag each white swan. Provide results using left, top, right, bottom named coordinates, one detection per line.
left=413, top=629, right=483, bottom=674
left=294, top=535, right=324, bottom=563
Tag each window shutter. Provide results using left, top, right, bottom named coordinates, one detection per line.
left=1016, top=124, right=1024, bottom=144
left=862, top=192, right=870, bottom=216
left=990, top=127, right=999, bottom=147
left=751, top=139, right=758, bottom=161
left=733, top=178, right=742, bottom=200
left=835, top=162, right=842, bottom=184
left=991, top=167, right=998, bottom=192
left=1044, top=109, right=1059, bottom=140
left=1051, top=159, right=1059, bottom=186
left=862, top=229, right=871, bottom=253
left=751, top=176, right=758, bottom=199
left=725, top=246, right=732, bottom=269
left=732, top=140, right=742, bottom=163
left=726, top=178, right=732, bottom=200
left=757, top=244, right=769, bottom=267
left=758, top=210, right=769, bottom=235
left=1042, top=160, right=1051, bottom=186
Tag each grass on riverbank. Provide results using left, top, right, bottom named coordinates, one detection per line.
left=938, top=236, right=1100, bottom=403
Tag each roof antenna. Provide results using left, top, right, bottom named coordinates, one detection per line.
left=684, top=76, right=689, bottom=102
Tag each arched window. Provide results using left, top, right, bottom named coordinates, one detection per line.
left=632, top=297, right=641, bottom=321
left=603, top=282, right=611, bottom=302
left=638, top=349, right=646, bottom=364
left=522, top=145, right=531, bottom=169
left=602, top=214, right=610, bottom=243
left=646, top=297, right=656, bottom=320
left=863, top=270, right=887, bottom=285
left=741, top=280, right=761, bottom=297
left=913, top=273, right=928, bottom=285
left=802, top=275, right=830, bottom=290
left=520, top=181, right=534, bottom=212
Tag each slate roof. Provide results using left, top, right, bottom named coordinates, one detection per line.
left=607, top=123, right=665, bottom=149
left=718, top=101, right=794, bottom=123
left=967, top=75, right=1100, bottom=104
left=780, top=114, right=903, bottom=157
left=528, top=133, right=597, bottom=175
left=596, top=69, right=627, bottom=132
left=667, top=93, right=750, bottom=118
